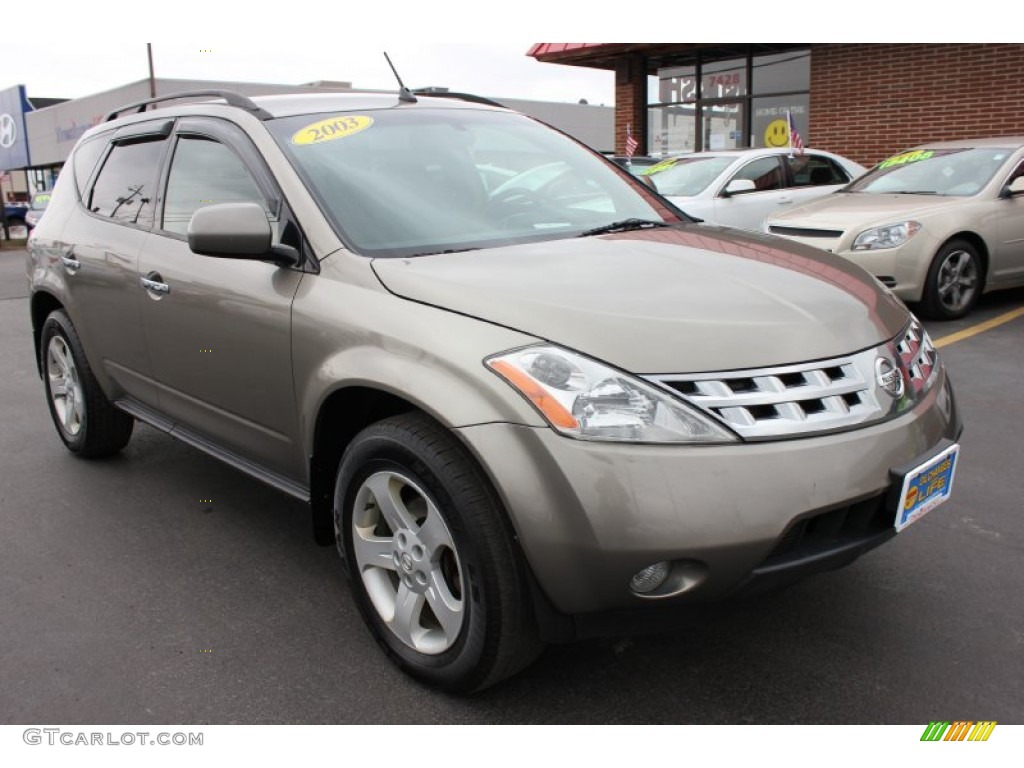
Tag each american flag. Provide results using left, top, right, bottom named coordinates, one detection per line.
left=787, top=110, right=804, bottom=155
left=625, top=123, right=639, bottom=160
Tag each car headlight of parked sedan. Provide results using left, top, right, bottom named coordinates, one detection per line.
left=852, top=221, right=921, bottom=250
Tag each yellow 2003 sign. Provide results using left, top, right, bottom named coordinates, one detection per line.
left=292, top=115, right=373, bottom=145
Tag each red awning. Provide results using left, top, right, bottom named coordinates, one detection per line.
left=526, top=43, right=613, bottom=57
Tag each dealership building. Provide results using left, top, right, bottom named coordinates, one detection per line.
left=529, top=43, right=1024, bottom=166
left=6, top=44, right=1023, bottom=203
left=0, top=77, right=612, bottom=203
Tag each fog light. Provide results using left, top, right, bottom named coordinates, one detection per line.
left=630, top=561, right=671, bottom=594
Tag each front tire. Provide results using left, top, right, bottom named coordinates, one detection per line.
left=334, top=413, right=542, bottom=692
left=919, top=239, right=982, bottom=320
left=40, top=309, right=134, bottom=457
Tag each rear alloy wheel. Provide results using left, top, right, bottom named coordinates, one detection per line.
left=334, top=413, right=541, bottom=692
left=40, top=309, right=134, bottom=457
left=920, top=239, right=982, bottom=320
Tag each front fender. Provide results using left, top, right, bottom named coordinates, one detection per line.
left=290, top=262, right=546, bottom=457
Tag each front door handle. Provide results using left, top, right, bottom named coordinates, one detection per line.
left=140, top=273, right=170, bottom=296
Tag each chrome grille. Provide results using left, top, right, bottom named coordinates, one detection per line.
left=645, top=320, right=940, bottom=440
left=897, top=318, right=939, bottom=394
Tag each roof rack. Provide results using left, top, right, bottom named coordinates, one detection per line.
left=410, top=90, right=506, bottom=109
left=103, top=90, right=274, bottom=123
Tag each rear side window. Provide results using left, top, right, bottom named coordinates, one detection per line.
left=162, top=137, right=266, bottom=235
left=786, top=155, right=850, bottom=187
left=72, top=136, right=109, bottom=199
left=88, top=139, right=166, bottom=228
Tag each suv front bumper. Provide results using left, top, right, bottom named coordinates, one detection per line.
left=455, top=369, right=960, bottom=635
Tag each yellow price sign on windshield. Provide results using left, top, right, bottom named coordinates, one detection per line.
left=292, top=115, right=374, bottom=146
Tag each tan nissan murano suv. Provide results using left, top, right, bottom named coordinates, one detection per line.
left=27, top=89, right=962, bottom=692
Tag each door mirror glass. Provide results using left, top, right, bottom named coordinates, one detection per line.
left=188, top=203, right=272, bottom=257
left=723, top=178, right=757, bottom=196
left=1004, top=176, right=1024, bottom=196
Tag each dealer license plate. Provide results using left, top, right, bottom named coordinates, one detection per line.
left=894, top=443, right=959, bottom=532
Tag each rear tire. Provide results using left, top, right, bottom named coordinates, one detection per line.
left=334, top=413, right=542, bottom=692
left=919, top=239, right=982, bottom=320
left=40, top=309, right=134, bottom=457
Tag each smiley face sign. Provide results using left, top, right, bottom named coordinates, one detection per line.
left=764, top=119, right=789, bottom=148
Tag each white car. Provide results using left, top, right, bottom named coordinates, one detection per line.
left=765, top=137, right=1024, bottom=319
left=641, top=148, right=866, bottom=231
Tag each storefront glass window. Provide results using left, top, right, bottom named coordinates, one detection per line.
left=703, top=102, right=744, bottom=151
left=651, top=48, right=810, bottom=152
left=648, top=104, right=697, bottom=156
left=701, top=58, right=747, bottom=99
left=752, top=51, right=811, bottom=93
left=657, top=65, right=697, bottom=105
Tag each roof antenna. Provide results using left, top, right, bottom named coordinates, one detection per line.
left=383, top=52, right=418, bottom=103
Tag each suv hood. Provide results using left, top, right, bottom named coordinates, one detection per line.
left=371, top=225, right=909, bottom=373
left=769, top=191, right=966, bottom=229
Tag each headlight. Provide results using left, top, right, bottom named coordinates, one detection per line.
left=485, top=345, right=738, bottom=444
left=852, top=221, right=921, bottom=250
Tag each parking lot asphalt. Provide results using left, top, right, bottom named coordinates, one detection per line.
left=1, top=247, right=1022, bottom=724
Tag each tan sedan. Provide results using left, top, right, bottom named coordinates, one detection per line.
left=765, top=137, right=1024, bottom=319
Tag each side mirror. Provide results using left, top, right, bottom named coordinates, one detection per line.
left=188, top=202, right=273, bottom=258
left=999, top=176, right=1024, bottom=198
left=722, top=178, right=757, bottom=197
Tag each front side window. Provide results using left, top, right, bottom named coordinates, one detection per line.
left=88, top=139, right=166, bottom=227
left=727, top=156, right=783, bottom=192
left=268, top=108, right=677, bottom=258
left=162, top=137, right=266, bottom=235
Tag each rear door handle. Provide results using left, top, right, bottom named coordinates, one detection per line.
left=140, top=273, right=170, bottom=296
left=60, top=250, right=81, bottom=274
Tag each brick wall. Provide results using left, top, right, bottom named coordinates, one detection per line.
left=810, top=44, right=1024, bottom=167
left=615, top=56, right=648, bottom=155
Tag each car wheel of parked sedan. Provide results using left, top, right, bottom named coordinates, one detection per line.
left=920, top=239, right=982, bottom=320
left=40, top=309, right=134, bottom=457
left=333, top=413, right=542, bottom=692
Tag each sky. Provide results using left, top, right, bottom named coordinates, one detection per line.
left=3, top=42, right=620, bottom=107
left=0, top=2, right=1004, bottom=109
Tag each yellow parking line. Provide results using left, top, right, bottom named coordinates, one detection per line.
left=932, top=306, right=1024, bottom=348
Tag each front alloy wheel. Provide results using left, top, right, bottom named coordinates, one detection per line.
left=921, top=239, right=982, bottom=320
left=350, top=470, right=464, bottom=655
left=334, top=413, right=541, bottom=692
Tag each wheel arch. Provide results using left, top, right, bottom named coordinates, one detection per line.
left=30, top=291, right=65, bottom=376
left=307, top=386, right=428, bottom=546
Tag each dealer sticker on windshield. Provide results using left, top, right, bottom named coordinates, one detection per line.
left=894, top=443, right=959, bottom=532
left=291, top=115, right=373, bottom=146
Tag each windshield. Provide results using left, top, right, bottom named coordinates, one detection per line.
left=847, top=147, right=1012, bottom=196
left=268, top=108, right=677, bottom=257
left=640, top=155, right=735, bottom=197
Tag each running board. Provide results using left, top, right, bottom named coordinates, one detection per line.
left=115, top=398, right=310, bottom=502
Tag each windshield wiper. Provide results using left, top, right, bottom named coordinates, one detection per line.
left=409, top=247, right=480, bottom=257
left=889, top=190, right=940, bottom=195
left=578, top=218, right=671, bottom=237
